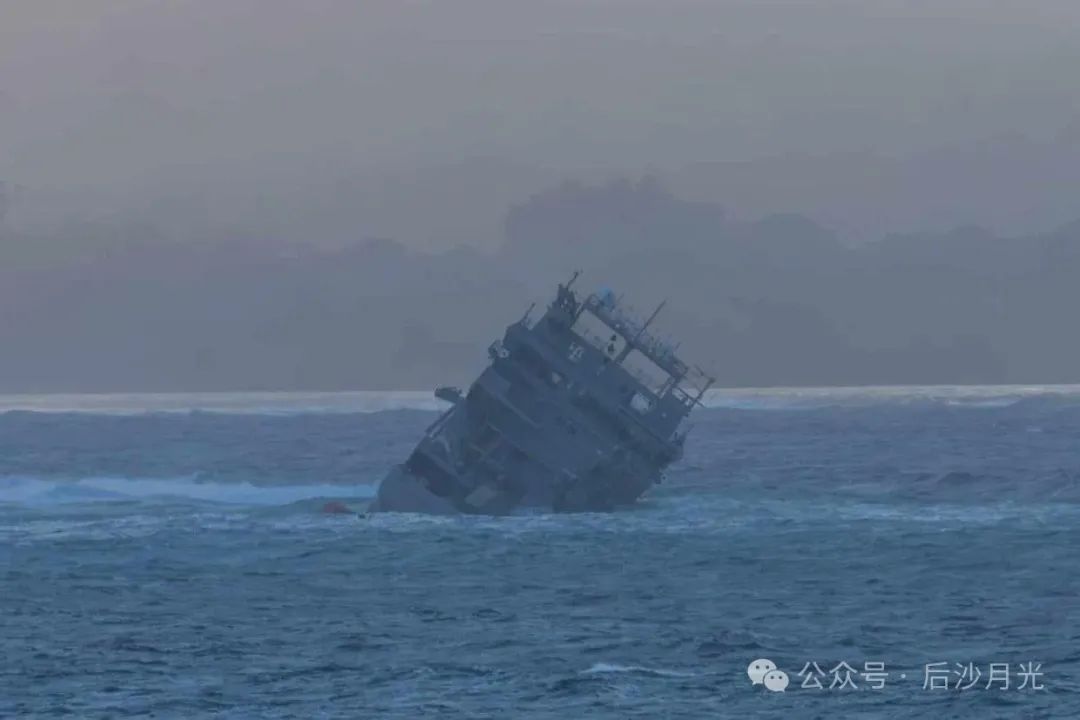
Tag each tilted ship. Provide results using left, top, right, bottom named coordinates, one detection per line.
left=369, top=273, right=713, bottom=514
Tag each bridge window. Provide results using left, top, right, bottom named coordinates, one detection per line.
left=571, top=309, right=626, bottom=357
left=621, top=349, right=671, bottom=395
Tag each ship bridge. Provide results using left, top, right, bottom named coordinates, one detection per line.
left=570, top=286, right=713, bottom=409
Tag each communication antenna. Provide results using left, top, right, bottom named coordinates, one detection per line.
left=632, top=299, right=667, bottom=342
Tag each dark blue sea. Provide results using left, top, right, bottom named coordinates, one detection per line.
left=2, top=387, right=1079, bottom=718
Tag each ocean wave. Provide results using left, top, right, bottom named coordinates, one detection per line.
left=0, top=391, right=447, bottom=416
left=581, top=663, right=698, bottom=678
left=0, top=475, right=374, bottom=507
left=701, top=384, right=1080, bottom=411
left=4, top=385, right=1080, bottom=417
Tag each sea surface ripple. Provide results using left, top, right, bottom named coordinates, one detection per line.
left=2, top=388, right=1079, bottom=718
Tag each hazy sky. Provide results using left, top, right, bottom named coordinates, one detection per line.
left=5, top=2, right=1080, bottom=391
left=4, top=1, right=1080, bottom=176
left=3, top=1, right=1080, bottom=245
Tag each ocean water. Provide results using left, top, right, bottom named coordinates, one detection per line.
left=2, top=386, right=1079, bottom=718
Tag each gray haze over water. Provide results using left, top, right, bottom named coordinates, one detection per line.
left=3, top=1, right=1080, bottom=391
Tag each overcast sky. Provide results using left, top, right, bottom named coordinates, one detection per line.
left=4, top=1, right=1080, bottom=176
left=5, top=2, right=1080, bottom=390
left=3, top=1, right=1080, bottom=245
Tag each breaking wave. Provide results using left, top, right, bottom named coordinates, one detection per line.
left=0, top=391, right=445, bottom=416
left=0, top=475, right=374, bottom=507
left=700, top=384, right=1080, bottom=410
left=581, top=663, right=698, bottom=678
left=4, top=385, right=1080, bottom=416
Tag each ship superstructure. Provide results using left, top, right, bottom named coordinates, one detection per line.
left=370, top=273, right=713, bottom=514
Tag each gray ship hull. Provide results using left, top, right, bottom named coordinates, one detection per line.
left=369, top=462, right=655, bottom=515
left=367, top=462, right=553, bottom=514
left=368, top=465, right=458, bottom=515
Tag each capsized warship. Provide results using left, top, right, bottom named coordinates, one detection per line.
left=369, top=273, right=714, bottom=514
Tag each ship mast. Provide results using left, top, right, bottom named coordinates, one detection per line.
left=616, top=298, right=666, bottom=364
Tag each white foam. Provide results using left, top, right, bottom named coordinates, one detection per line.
left=701, top=384, right=1080, bottom=410
left=0, top=391, right=446, bottom=415
left=0, top=475, right=374, bottom=506
left=582, top=663, right=697, bottom=678
left=3, top=384, right=1079, bottom=416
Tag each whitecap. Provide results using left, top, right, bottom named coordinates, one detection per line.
left=0, top=475, right=374, bottom=507
left=0, top=390, right=447, bottom=416
left=581, top=663, right=697, bottom=678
